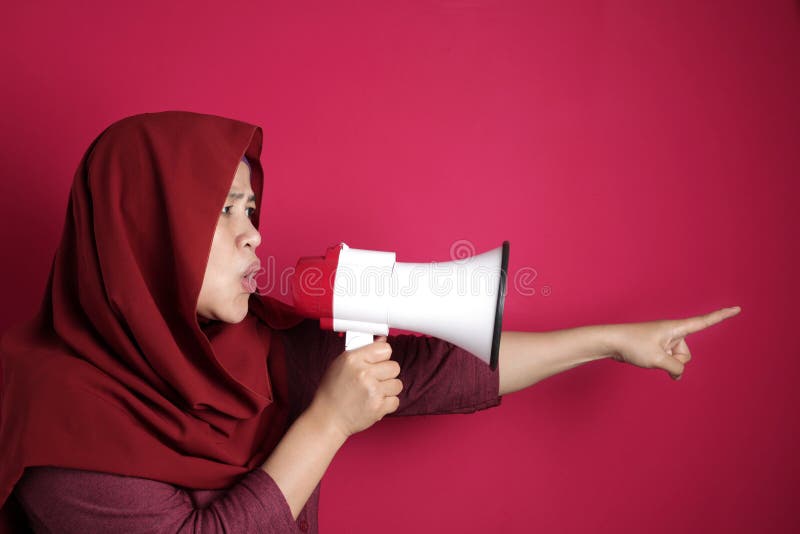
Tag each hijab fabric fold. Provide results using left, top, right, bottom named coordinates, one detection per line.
left=0, top=110, right=307, bottom=530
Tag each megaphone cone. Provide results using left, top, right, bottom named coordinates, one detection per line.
left=291, top=241, right=510, bottom=370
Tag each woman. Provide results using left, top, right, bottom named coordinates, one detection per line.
left=0, top=110, right=740, bottom=533
left=0, top=110, right=504, bottom=533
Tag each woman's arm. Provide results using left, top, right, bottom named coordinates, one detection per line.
left=12, top=401, right=346, bottom=533
left=382, top=333, right=503, bottom=417
left=498, top=307, right=741, bottom=395
left=260, top=399, right=347, bottom=520
left=498, top=325, right=617, bottom=396
left=264, top=326, right=408, bottom=521
left=14, top=465, right=303, bottom=533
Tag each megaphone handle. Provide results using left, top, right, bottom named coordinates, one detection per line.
left=345, top=330, right=375, bottom=351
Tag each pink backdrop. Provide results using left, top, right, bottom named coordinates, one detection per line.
left=1, top=1, right=797, bottom=532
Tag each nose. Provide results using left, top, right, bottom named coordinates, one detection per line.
left=237, top=221, right=261, bottom=251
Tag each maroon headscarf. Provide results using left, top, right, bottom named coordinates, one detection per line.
left=0, top=110, right=307, bottom=530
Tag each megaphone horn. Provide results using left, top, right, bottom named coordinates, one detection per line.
left=291, top=241, right=510, bottom=370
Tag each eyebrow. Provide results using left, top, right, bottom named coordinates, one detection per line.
left=227, top=192, right=257, bottom=202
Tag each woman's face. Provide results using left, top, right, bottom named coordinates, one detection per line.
left=196, top=161, right=262, bottom=323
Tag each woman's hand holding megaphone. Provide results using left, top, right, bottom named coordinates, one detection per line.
left=310, top=335, right=403, bottom=440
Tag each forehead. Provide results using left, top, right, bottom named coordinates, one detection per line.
left=230, top=161, right=254, bottom=194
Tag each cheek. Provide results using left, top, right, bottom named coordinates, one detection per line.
left=203, top=229, right=234, bottom=292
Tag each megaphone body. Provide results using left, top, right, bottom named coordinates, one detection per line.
left=291, top=241, right=509, bottom=370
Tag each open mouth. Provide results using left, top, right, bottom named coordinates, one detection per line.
left=242, top=273, right=257, bottom=293
left=241, top=260, right=261, bottom=293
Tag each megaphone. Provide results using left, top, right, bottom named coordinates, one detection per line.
left=290, top=241, right=509, bottom=370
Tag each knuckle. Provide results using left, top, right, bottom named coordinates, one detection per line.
left=356, top=368, right=370, bottom=383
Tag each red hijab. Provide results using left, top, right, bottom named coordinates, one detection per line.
left=0, top=111, right=307, bottom=529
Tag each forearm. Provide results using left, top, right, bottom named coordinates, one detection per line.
left=498, top=325, right=619, bottom=395
left=260, top=401, right=347, bottom=520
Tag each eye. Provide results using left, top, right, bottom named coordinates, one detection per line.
left=221, top=206, right=257, bottom=219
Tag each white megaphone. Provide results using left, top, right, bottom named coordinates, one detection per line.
left=290, top=241, right=509, bottom=370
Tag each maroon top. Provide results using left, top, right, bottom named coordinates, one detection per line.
left=10, top=319, right=502, bottom=533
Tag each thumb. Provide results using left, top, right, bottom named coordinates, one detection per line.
left=658, top=353, right=685, bottom=380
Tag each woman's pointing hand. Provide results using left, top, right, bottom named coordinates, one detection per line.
left=608, top=306, right=742, bottom=381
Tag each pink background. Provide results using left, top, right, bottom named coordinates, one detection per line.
left=1, top=1, right=797, bottom=532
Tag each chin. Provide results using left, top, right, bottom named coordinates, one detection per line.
left=198, top=287, right=252, bottom=323
left=225, top=298, right=251, bottom=323
left=199, top=299, right=249, bottom=324
left=214, top=308, right=247, bottom=324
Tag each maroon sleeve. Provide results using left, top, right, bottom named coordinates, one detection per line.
left=384, top=332, right=503, bottom=416
left=279, top=319, right=337, bottom=423
left=12, top=466, right=304, bottom=533
left=280, top=319, right=503, bottom=418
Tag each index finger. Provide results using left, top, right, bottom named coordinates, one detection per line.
left=674, top=306, right=741, bottom=337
